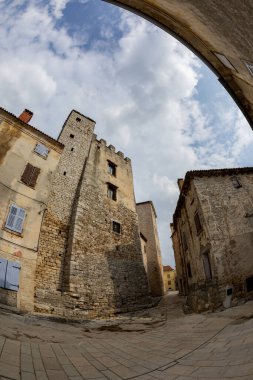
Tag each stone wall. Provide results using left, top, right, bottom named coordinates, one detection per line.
left=136, top=202, right=164, bottom=297
left=35, top=113, right=150, bottom=318
left=173, top=171, right=253, bottom=312
left=34, top=111, right=95, bottom=313
left=58, top=138, right=150, bottom=318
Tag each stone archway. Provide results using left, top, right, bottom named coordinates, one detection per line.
left=105, top=0, right=253, bottom=128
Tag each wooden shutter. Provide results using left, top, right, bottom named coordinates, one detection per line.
left=5, top=205, right=18, bottom=230
left=29, top=167, right=40, bottom=188
left=14, top=208, right=26, bottom=233
left=21, top=163, right=34, bottom=185
left=21, top=163, right=40, bottom=187
left=5, top=205, right=25, bottom=233
left=0, top=258, right=7, bottom=288
left=5, top=261, right=21, bottom=291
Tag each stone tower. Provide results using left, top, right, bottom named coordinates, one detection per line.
left=34, top=110, right=95, bottom=313
left=35, top=111, right=150, bottom=318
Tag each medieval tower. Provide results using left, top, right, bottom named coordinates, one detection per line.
left=35, top=110, right=150, bottom=318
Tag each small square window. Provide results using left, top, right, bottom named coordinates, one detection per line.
left=76, top=117, right=81, bottom=122
left=5, top=204, right=26, bottom=234
left=112, top=221, right=121, bottom=234
left=107, top=183, right=117, bottom=201
left=108, top=161, right=116, bottom=176
left=70, top=134, right=74, bottom=138
left=34, top=143, right=49, bottom=158
left=194, top=212, right=202, bottom=235
left=187, top=262, right=192, bottom=278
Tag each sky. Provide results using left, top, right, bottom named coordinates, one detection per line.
left=1, top=0, right=253, bottom=266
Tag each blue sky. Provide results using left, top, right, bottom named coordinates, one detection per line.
left=1, top=0, right=253, bottom=265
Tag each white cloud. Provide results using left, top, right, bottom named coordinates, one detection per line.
left=0, top=1, right=252, bottom=265
left=49, top=0, right=70, bottom=18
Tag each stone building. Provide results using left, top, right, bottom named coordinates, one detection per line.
left=136, top=201, right=164, bottom=297
left=34, top=110, right=150, bottom=318
left=163, top=265, right=177, bottom=292
left=0, top=107, right=151, bottom=317
left=172, top=168, right=253, bottom=312
left=0, top=108, right=63, bottom=311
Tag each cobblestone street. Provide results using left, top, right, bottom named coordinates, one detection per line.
left=0, top=293, right=253, bottom=380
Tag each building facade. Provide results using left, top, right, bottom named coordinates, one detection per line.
left=136, top=201, right=164, bottom=297
left=172, top=169, right=253, bottom=312
left=0, top=108, right=63, bottom=311
left=0, top=107, right=151, bottom=318
left=34, top=110, right=150, bottom=318
left=163, top=266, right=177, bottom=292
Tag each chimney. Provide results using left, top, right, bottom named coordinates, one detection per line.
left=19, top=109, right=33, bottom=124
left=177, top=178, right=184, bottom=191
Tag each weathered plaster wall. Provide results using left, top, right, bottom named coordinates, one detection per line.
left=137, top=202, right=164, bottom=297
left=0, top=111, right=62, bottom=311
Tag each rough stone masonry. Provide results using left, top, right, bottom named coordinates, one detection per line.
left=35, top=110, right=151, bottom=318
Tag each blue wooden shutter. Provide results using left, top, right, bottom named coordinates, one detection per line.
left=0, top=258, right=7, bottom=288
left=5, top=205, right=26, bottom=233
left=14, top=208, right=26, bottom=233
left=5, top=205, right=18, bottom=230
left=5, top=261, right=21, bottom=291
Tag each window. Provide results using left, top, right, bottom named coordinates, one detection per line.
left=5, top=205, right=26, bottom=234
left=187, top=262, right=192, bottom=278
left=245, top=61, right=253, bottom=77
left=167, top=273, right=170, bottom=279
left=194, top=212, right=202, bottom=235
left=34, top=143, right=49, bottom=158
left=108, top=161, right=117, bottom=176
left=76, top=117, right=81, bottom=122
left=112, top=221, right=121, bottom=234
left=0, top=258, right=21, bottom=291
left=107, top=183, right=117, bottom=201
left=231, top=176, right=242, bottom=189
left=168, top=280, right=171, bottom=285
left=246, top=276, right=253, bottom=292
left=70, top=134, right=74, bottom=138
left=182, top=232, right=188, bottom=251
left=21, top=163, right=40, bottom=188
left=203, top=252, right=212, bottom=280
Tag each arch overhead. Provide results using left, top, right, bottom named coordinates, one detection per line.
left=104, top=0, right=253, bottom=128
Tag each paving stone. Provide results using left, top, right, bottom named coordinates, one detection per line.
left=62, top=364, right=81, bottom=377
left=35, top=371, right=49, bottom=380
left=42, top=357, right=61, bottom=370
left=21, top=372, right=36, bottom=380
left=0, top=361, right=20, bottom=380
left=46, top=369, right=69, bottom=380
left=101, top=370, right=122, bottom=380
